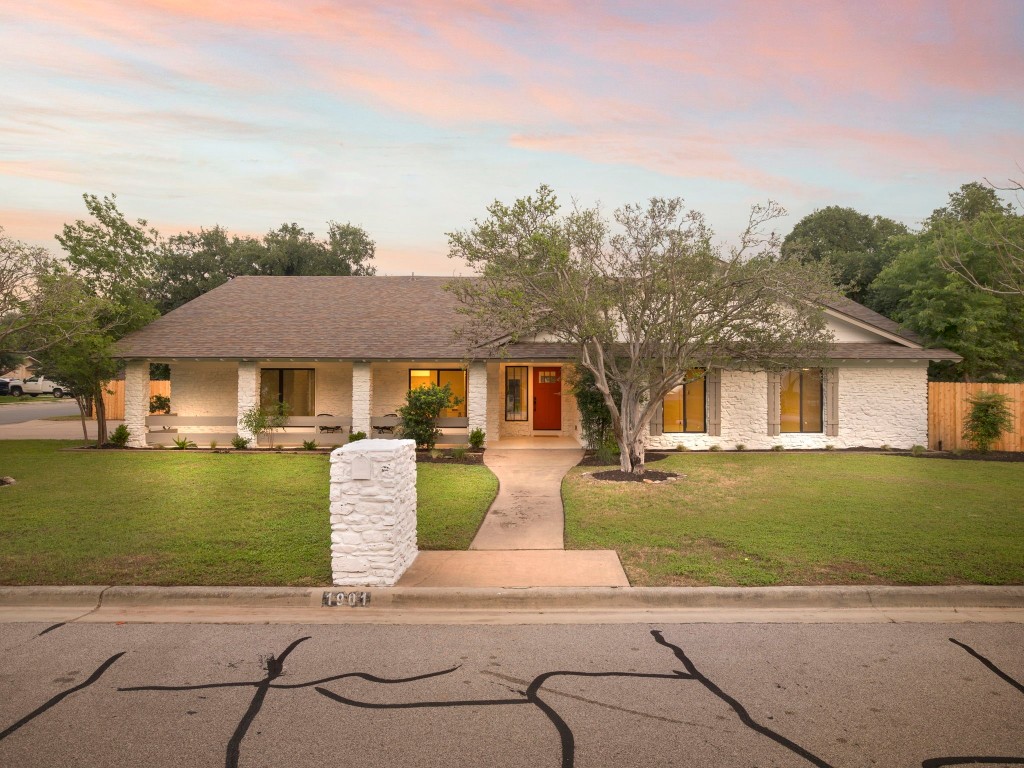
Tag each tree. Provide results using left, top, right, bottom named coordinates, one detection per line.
left=153, top=221, right=376, bottom=313
left=448, top=186, right=836, bottom=474
left=869, top=183, right=1024, bottom=382
left=46, top=194, right=160, bottom=444
left=782, top=206, right=907, bottom=304
left=0, top=226, right=103, bottom=358
left=936, top=178, right=1024, bottom=296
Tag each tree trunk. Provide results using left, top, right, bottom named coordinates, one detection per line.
left=615, top=392, right=647, bottom=475
left=74, top=395, right=89, bottom=442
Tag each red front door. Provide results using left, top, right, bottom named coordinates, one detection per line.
left=533, top=367, right=562, bottom=430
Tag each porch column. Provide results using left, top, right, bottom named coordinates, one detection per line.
left=124, top=360, right=149, bottom=448
left=352, top=362, right=372, bottom=436
left=467, top=362, right=487, bottom=439
left=237, top=361, right=259, bottom=443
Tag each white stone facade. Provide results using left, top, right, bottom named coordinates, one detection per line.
left=329, top=439, right=418, bottom=586
left=235, top=362, right=259, bottom=443
left=467, top=362, right=487, bottom=437
left=647, top=363, right=929, bottom=451
left=123, top=360, right=150, bottom=448
left=169, top=362, right=237, bottom=435
left=351, top=362, right=372, bottom=435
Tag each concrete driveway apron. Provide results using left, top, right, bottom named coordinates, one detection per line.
left=470, top=448, right=583, bottom=550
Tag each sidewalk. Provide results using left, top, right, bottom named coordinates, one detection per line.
left=2, top=585, right=1022, bottom=626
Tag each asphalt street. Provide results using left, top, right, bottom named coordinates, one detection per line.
left=0, top=621, right=1021, bottom=767
left=0, top=401, right=79, bottom=425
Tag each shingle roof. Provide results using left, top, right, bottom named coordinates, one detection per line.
left=115, top=276, right=481, bottom=360
left=822, top=296, right=924, bottom=345
left=114, top=275, right=959, bottom=362
left=828, top=343, right=960, bottom=361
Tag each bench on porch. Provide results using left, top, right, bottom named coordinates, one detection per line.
left=145, top=414, right=354, bottom=447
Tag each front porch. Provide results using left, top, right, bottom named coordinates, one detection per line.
left=121, top=359, right=583, bottom=448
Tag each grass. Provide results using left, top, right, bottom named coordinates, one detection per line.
left=564, top=452, right=1024, bottom=587
left=0, top=395, right=61, bottom=404
left=0, top=441, right=497, bottom=586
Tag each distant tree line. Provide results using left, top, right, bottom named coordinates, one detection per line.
left=0, top=193, right=376, bottom=443
left=782, top=181, right=1024, bottom=382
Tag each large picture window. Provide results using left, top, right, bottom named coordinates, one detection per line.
left=408, top=369, right=466, bottom=418
left=505, top=366, right=528, bottom=421
left=781, top=369, right=823, bottom=433
left=663, top=370, right=706, bottom=433
left=260, top=368, right=314, bottom=416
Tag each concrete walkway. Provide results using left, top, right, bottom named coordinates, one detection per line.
left=398, top=550, right=629, bottom=587
left=470, top=447, right=583, bottom=550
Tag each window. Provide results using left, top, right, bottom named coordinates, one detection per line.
left=408, top=369, right=466, bottom=418
left=260, top=368, right=314, bottom=416
left=663, top=370, right=706, bottom=433
left=781, top=369, right=822, bottom=433
left=505, top=366, right=528, bottom=421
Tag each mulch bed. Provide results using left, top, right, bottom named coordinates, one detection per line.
left=896, top=450, right=1024, bottom=463
left=415, top=450, right=485, bottom=465
left=589, top=469, right=680, bottom=483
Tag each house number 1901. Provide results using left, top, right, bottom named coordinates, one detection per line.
left=322, top=591, right=371, bottom=607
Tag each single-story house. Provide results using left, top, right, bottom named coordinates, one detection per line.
left=113, top=275, right=960, bottom=450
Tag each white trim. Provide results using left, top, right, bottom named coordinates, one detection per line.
left=823, top=308, right=922, bottom=348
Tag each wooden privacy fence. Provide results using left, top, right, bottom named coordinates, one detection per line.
left=93, top=381, right=171, bottom=420
left=928, top=382, right=1023, bottom=452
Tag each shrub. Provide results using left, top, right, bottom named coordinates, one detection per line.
left=302, top=440, right=318, bottom=451
left=468, top=428, right=486, bottom=450
left=149, top=393, right=171, bottom=414
left=962, top=391, right=1014, bottom=454
left=397, top=383, right=461, bottom=449
left=709, top=444, right=722, bottom=452
left=231, top=435, right=250, bottom=450
left=675, top=444, right=689, bottom=452
left=240, top=402, right=290, bottom=448
left=734, top=443, right=746, bottom=451
left=825, top=444, right=835, bottom=451
left=348, top=431, right=367, bottom=442
left=569, top=367, right=619, bottom=451
left=109, top=424, right=131, bottom=448
left=429, top=448, right=444, bottom=459
left=595, top=431, right=620, bottom=465
left=172, top=437, right=197, bottom=450
left=771, top=444, right=784, bottom=452
left=911, top=444, right=926, bottom=457
left=880, top=444, right=891, bottom=452
left=209, top=440, right=218, bottom=450
left=451, top=446, right=468, bottom=460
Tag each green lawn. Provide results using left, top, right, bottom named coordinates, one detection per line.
left=0, top=395, right=61, bottom=404
left=564, top=452, right=1024, bottom=587
left=0, top=441, right=497, bottom=586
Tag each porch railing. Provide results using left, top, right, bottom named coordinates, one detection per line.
left=145, top=414, right=353, bottom=446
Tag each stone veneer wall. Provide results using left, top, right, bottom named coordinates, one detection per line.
left=124, top=360, right=150, bottom=448
left=329, top=439, right=417, bottom=586
left=646, top=363, right=928, bottom=451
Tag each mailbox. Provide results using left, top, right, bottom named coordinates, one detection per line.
left=351, top=454, right=373, bottom=480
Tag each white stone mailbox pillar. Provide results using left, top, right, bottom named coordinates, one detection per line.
left=329, top=439, right=418, bottom=586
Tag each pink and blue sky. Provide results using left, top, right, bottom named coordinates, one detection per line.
left=2, top=0, right=1022, bottom=273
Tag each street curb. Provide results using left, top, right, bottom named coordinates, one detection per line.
left=2, top=585, right=1023, bottom=612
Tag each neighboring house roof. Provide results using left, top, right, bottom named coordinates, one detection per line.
left=114, top=275, right=959, bottom=362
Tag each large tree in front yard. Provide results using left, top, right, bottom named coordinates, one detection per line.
left=448, top=186, right=837, bottom=475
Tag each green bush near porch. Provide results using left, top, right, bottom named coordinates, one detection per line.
left=0, top=441, right=497, bottom=586
left=563, top=452, right=1024, bottom=587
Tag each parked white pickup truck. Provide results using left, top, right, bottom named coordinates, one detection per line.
left=6, top=376, right=69, bottom=398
